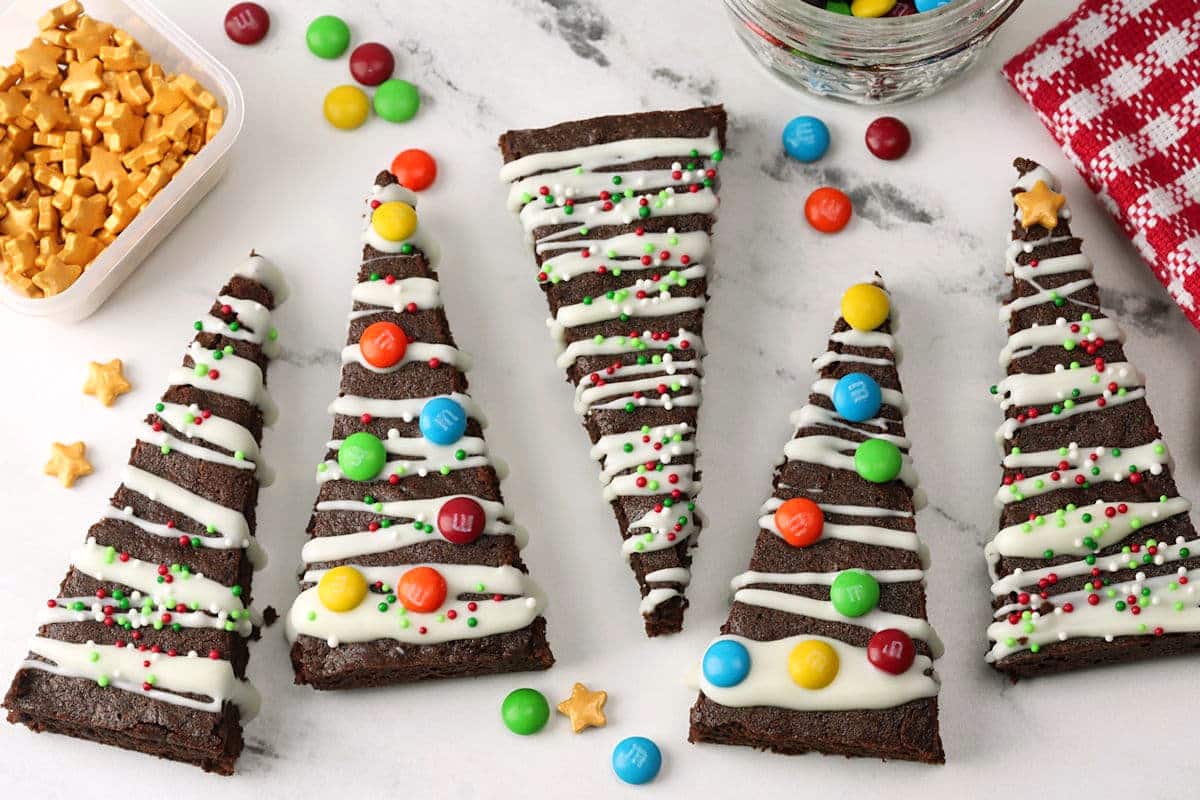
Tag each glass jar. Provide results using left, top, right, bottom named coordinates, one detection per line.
left=725, top=0, right=1024, bottom=104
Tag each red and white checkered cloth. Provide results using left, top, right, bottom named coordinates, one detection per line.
left=1004, top=0, right=1200, bottom=331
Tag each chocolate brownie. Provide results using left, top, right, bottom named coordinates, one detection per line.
left=284, top=172, right=553, bottom=688
left=4, top=255, right=287, bottom=774
left=688, top=279, right=945, bottom=764
left=984, top=159, right=1200, bottom=678
left=498, top=106, right=726, bottom=636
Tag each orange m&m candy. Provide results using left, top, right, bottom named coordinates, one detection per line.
left=774, top=498, right=824, bottom=547
left=804, top=186, right=853, bottom=233
left=397, top=566, right=448, bottom=613
left=360, top=321, right=407, bottom=368
left=390, top=148, right=438, bottom=191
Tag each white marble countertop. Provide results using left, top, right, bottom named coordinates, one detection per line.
left=4, top=0, right=1200, bottom=797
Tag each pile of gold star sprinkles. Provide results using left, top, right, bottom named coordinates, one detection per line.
left=1, top=1, right=223, bottom=299
left=43, top=357, right=132, bottom=487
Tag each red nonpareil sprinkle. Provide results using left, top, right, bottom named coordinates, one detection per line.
left=1118, top=503, right=1128, bottom=513
left=1070, top=323, right=1080, bottom=332
left=368, top=521, right=380, bottom=532
left=1018, top=592, right=1030, bottom=604
left=1088, top=594, right=1100, bottom=605
left=1155, top=627, right=1165, bottom=636
left=361, top=413, right=372, bottom=424
left=1008, top=613, right=1020, bottom=625
left=1075, top=475, right=1086, bottom=485
left=636, top=476, right=647, bottom=488
left=446, top=609, right=457, bottom=620
left=208, top=369, right=220, bottom=380
left=152, top=421, right=162, bottom=432
left=493, top=594, right=503, bottom=602
left=680, top=254, right=690, bottom=265
left=142, top=682, right=152, bottom=691
left=405, top=302, right=418, bottom=313
left=177, top=535, right=189, bottom=547
left=1107, top=382, right=1118, bottom=392
left=1050, top=471, right=1061, bottom=481
left=370, top=199, right=381, bottom=208
left=418, top=626, right=428, bottom=634
left=46, top=599, right=56, bottom=608
left=119, top=552, right=130, bottom=562
left=467, top=601, right=478, bottom=611
left=209, top=648, right=221, bottom=659
left=538, top=186, right=548, bottom=195
left=429, top=357, right=441, bottom=368
left=220, top=304, right=232, bottom=315
left=668, top=473, right=679, bottom=484
left=667, top=532, right=677, bottom=541
left=1062, top=603, right=1074, bottom=613
left=166, top=520, right=175, bottom=529
left=1129, top=472, right=1143, bottom=485
left=388, top=474, right=399, bottom=485
left=537, top=271, right=548, bottom=281
left=1105, top=506, right=1116, bottom=518
left=201, top=409, right=211, bottom=418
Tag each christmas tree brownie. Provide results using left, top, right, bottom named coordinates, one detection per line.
left=498, top=106, right=725, bottom=636
left=285, top=172, right=553, bottom=688
left=689, top=280, right=944, bottom=763
left=4, top=254, right=287, bottom=774
left=985, top=159, right=1200, bottom=677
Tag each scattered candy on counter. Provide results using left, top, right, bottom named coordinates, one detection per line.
left=223, top=2, right=269, bottom=45
left=830, top=569, right=881, bottom=616
left=854, top=437, right=903, bottom=483
left=349, top=42, right=394, bottom=86
left=390, top=148, right=437, bottom=190
left=0, top=1, right=225, bottom=299
left=832, top=372, right=882, bottom=422
left=782, top=115, right=829, bottom=162
left=702, top=638, right=752, bottom=687
left=374, top=78, right=420, bottom=123
left=787, top=639, right=839, bottom=688
left=773, top=497, right=824, bottom=547
left=556, top=682, right=607, bottom=733
left=82, top=358, right=131, bottom=406
left=43, top=440, right=92, bottom=487
left=502, top=688, right=551, bottom=735
left=612, top=736, right=662, bottom=785
left=305, top=14, right=350, bottom=59
left=804, top=186, right=852, bottom=233
left=323, top=84, right=370, bottom=130
left=865, top=116, right=911, bottom=160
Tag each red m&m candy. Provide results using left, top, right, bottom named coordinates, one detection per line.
left=774, top=498, right=823, bottom=547
left=224, top=3, right=270, bottom=45
left=359, top=321, right=407, bottom=368
left=349, top=42, right=395, bottom=86
left=397, top=566, right=447, bottom=613
left=865, top=116, right=912, bottom=160
left=804, top=187, right=853, bottom=233
left=867, top=628, right=916, bottom=674
left=438, top=497, right=486, bottom=545
left=390, top=148, right=437, bottom=191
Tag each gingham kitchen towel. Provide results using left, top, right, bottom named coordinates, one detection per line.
left=1003, top=0, right=1200, bottom=330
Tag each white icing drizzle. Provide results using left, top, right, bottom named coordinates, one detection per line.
left=350, top=275, right=442, bottom=313
left=233, top=252, right=288, bottom=304
left=167, top=341, right=278, bottom=426
left=499, top=130, right=722, bottom=183
left=198, top=295, right=280, bottom=358
left=120, top=466, right=252, bottom=548
left=535, top=230, right=710, bottom=282
left=41, top=597, right=252, bottom=636
left=362, top=182, right=441, bottom=266
left=556, top=328, right=703, bottom=371
left=341, top=341, right=469, bottom=373
left=988, top=497, right=1191, bottom=560
left=155, top=401, right=261, bottom=464
left=995, top=440, right=1170, bottom=505
left=318, top=432, right=490, bottom=482
left=991, top=535, right=1199, bottom=594
left=731, top=569, right=925, bottom=590
left=1000, top=316, right=1124, bottom=367
left=995, top=388, right=1146, bottom=442
left=782, top=435, right=920, bottom=488
left=758, top=513, right=922, bottom=557
left=812, top=378, right=908, bottom=414
left=995, top=361, right=1142, bottom=409
left=328, top=391, right=487, bottom=427
left=101, top=505, right=266, bottom=569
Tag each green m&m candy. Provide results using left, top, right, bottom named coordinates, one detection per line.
left=501, top=688, right=550, bottom=735
left=306, top=15, right=350, bottom=59
left=337, top=431, right=387, bottom=481
left=830, top=569, right=880, bottom=617
left=374, top=78, right=420, bottom=122
left=854, top=438, right=902, bottom=484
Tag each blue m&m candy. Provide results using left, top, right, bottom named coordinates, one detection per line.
left=832, top=372, right=882, bottom=423
left=702, top=639, right=751, bottom=687
left=612, top=736, right=662, bottom=785
left=915, top=0, right=952, bottom=10
left=419, top=396, right=467, bottom=445
left=782, top=116, right=830, bottom=163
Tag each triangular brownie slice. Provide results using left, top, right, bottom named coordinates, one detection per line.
left=498, top=105, right=726, bottom=636
left=689, top=279, right=944, bottom=763
left=985, top=158, right=1200, bottom=677
left=285, top=172, right=553, bottom=688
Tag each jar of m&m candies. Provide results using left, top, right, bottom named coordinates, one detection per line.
left=725, top=0, right=1023, bottom=104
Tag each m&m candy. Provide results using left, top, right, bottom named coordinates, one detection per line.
left=391, top=148, right=438, bottom=191
left=854, top=438, right=902, bottom=484
left=830, top=569, right=881, bottom=617
left=317, top=565, right=368, bottom=612
left=397, top=566, right=447, bottom=613
left=773, top=497, right=823, bottom=548
left=832, top=372, right=882, bottom=422
left=337, top=431, right=387, bottom=481
left=867, top=628, right=916, bottom=674
left=374, top=78, right=420, bottom=122
left=437, top=496, right=486, bottom=545
left=306, top=14, right=350, bottom=59
left=851, top=0, right=897, bottom=17
left=420, top=396, right=467, bottom=445
left=323, top=85, right=369, bottom=130
left=612, top=737, right=662, bottom=785
left=224, top=3, right=269, bottom=45
left=915, top=0, right=952, bottom=10
left=349, top=42, right=394, bottom=86
left=788, top=639, right=839, bottom=689
left=804, top=187, right=852, bottom=233
left=782, top=115, right=830, bottom=163
left=702, top=639, right=752, bottom=687
left=840, top=283, right=890, bottom=331
left=865, top=116, right=911, bottom=160
left=502, top=688, right=550, bottom=735
left=371, top=201, right=418, bottom=242
left=359, top=321, right=407, bottom=368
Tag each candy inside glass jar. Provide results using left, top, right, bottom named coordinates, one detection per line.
left=725, top=0, right=1023, bottom=104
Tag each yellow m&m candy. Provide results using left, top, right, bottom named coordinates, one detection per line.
left=841, top=283, right=890, bottom=331
left=318, top=565, right=368, bottom=612
left=851, top=0, right=897, bottom=16
left=323, top=85, right=370, bottom=130
left=372, top=200, right=418, bottom=242
left=788, top=639, right=840, bottom=690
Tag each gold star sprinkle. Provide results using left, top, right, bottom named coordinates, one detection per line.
left=44, top=441, right=92, bottom=487
left=1014, top=179, right=1066, bottom=231
left=557, top=683, right=607, bottom=733
left=83, top=358, right=131, bottom=406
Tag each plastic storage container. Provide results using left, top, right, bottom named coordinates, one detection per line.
left=725, top=0, right=1024, bottom=104
left=0, top=0, right=243, bottom=321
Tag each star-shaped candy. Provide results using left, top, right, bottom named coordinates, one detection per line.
left=1014, top=179, right=1066, bottom=231
left=61, top=58, right=105, bottom=105
left=83, top=358, right=132, bottom=405
left=62, top=193, right=107, bottom=235
left=32, top=255, right=81, bottom=296
left=98, top=100, right=141, bottom=152
left=23, top=90, right=70, bottom=133
left=79, top=144, right=124, bottom=191
left=15, top=38, right=63, bottom=80
left=556, top=683, right=607, bottom=733
left=44, top=441, right=93, bottom=487
left=65, top=17, right=115, bottom=62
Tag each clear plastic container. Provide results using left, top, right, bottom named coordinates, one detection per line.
left=0, top=0, right=244, bottom=321
left=725, top=0, right=1024, bottom=104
